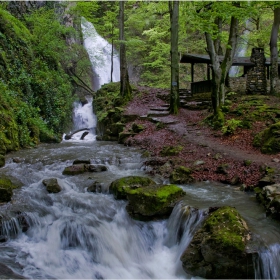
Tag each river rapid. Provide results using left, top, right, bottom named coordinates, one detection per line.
left=0, top=140, right=280, bottom=279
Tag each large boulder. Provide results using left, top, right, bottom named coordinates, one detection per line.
left=109, top=176, right=186, bottom=220
left=126, top=184, right=186, bottom=220
left=109, top=176, right=156, bottom=199
left=62, top=164, right=107, bottom=175
left=180, top=206, right=255, bottom=279
left=0, top=177, right=19, bottom=203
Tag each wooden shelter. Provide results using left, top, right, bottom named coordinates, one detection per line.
left=180, top=53, right=280, bottom=94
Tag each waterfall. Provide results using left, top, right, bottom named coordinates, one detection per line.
left=254, top=243, right=280, bottom=279
left=64, top=18, right=120, bottom=142
left=81, top=17, right=120, bottom=90
left=229, top=20, right=250, bottom=77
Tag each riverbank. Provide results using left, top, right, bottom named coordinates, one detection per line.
left=120, top=87, right=280, bottom=190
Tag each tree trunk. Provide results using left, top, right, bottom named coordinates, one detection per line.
left=169, top=1, right=180, bottom=115
left=119, top=1, right=131, bottom=101
left=206, top=16, right=238, bottom=114
left=270, top=7, right=280, bottom=95
left=111, top=24, right=114, bottom=83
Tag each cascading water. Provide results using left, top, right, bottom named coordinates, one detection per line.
left=64, top=17, right=120, bottom=142
left=1, top=16, right=280, bottom=280
left=81, top=17, right=120, bottom=90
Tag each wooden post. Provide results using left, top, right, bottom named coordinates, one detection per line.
left=191, top=63, right=194, bottom=82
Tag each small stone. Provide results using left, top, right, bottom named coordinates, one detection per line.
left=193, top=160, right=205, bottom=166
left=272, top=158, right=280, bottom=163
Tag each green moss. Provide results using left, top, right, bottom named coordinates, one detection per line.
left=170, top=166, right=194, bottom=184
left=253, top=122, right=280, bottom=154
left=109, top=176, right=156, bottom=199
left=204, top=206, right=248, bottom=252
left=160, top=145, right=183, bottom=156
left=0, top=177, right=18, bottom=202
left=126, top=184, right=186, bottom=220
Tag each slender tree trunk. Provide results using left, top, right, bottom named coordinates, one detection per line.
left=169, top=1, right=180, bottom=115
left=111, top=24, right=114, bottom=83
left=119, top=1, right=131, bottom=101
left=206, top=16, right=238, bottom=114
left=270, top=7, right=280, bottom=95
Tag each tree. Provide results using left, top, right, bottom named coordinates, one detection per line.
left=270, top=6, right=280, bottom=95
left=205, top=15, right=239, bottom=114
left=169, top=1, right=180, bottom=114
left=119, top=1, right=131, bottom=101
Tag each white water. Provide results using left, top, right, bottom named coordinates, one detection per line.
left=0, top=143, right=205, bottom=279
left=81, top=17, right=120, bottom=90
left=64, top=18, right=120, bottom=142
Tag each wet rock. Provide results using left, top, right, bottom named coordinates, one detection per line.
left=180, top=206, right=255, bottom=279
left=0, top=177, right=19, bottom=203
left=42, top=178, right=62, bottom=193
left=258, top=175, right=276, bottom=188
left=158, top=161, right=173, bottom=177
left=126, top=184, right=186, bottom=220
left=170, top=166, right=194, bottom=184
left=255, top=183, right=280, bottom=219
left=63, top=164, right=86, bottom=175
left=87, top=164, right=107, bottom=172
left=0, top=263, right=25, bottom=279
left=87, top=181, right=103, bottom=193
left=73, top=159, right=91, bottom=165
left=109, top=176, right=156, bottom=199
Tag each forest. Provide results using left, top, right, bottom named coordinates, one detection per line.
left=0, top=1, right=280, bottom=279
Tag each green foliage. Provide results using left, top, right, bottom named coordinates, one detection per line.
left=221, top=119, right=243, bottom=135
left=0, top=6, right=79, bottom=152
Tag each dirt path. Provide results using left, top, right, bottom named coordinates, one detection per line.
left=124, top=88, right=280, bottom=188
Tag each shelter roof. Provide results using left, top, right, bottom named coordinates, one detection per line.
left=180, top=53, right=280, bottom=66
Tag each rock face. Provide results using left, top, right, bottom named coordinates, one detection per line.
left=0, top=177, right=18, bottom=203
left=255, top=183, right=280, bottom=219
left=180, top=206, right=255, bottom=279
left=109, top=176, right=186, bottom=220
left=42, top=178, right=62, bottom=193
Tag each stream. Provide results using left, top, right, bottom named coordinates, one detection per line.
left=0, top=140, right=280, bottom=279
left=0, top=16, right=279, bottom=279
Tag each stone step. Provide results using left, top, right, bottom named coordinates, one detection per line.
left=147, top=111, right=170, bottom=117
left=151, top=117, right=178, bottom=125
left=149, top=107, right=169, bottom=111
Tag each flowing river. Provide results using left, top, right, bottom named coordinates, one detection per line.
left=0, top=16, right=279, bottom=279
left=0, top=140, right=280, bottom=279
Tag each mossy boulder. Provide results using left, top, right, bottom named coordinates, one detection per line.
left=253, top=122, right=280, bottom=154
left=160, top=145, right=183, bottom=156
left=126, top=184, right=186, bottom=220
left=42, top=178, right=61, bottom=193
left=180, top=206, right=255, bottom=279
left=109, top=176, right=156, bottom=199
left=170, top=166, right=194, bottom=184
left=118, top=132, right=136, bottom=144
left=0, top=177, right=19, bottom=203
